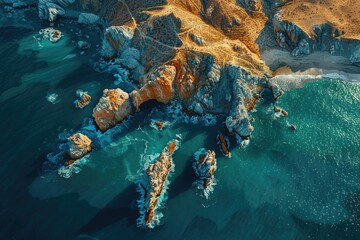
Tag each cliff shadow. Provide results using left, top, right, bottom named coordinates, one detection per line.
left=79, top=184, right=139, bottom=233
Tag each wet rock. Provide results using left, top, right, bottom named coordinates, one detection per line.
left=150, top=120, right=170, bottom=131
left=77, top=40, right=91, bottom=50
left=217, top=132, right=231, bottom=158
left=289, top=124, right=296, bottom=131
left=65, top=133, right=92, bottom=160
left=39, top=27, right=62, bottom=43
left=274, top=105, right=288, bottom=117
left=137, top=139, right=180, bottom=228
left=192, top=148, right=217, bottom=199
left=74, top=89, right=92, bottom=108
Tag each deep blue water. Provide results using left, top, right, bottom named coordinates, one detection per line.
left=1, top=9, right=360, bottom=240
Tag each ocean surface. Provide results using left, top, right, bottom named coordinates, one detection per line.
left=1, top=9, right=360, bottom=240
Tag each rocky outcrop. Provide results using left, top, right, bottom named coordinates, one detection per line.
left=93, top=65, right=176, bottom=131
left=92, top=88, right=133, bottom=131
left=273, top=105, right=288, bottom=118
left=101, top=26, right=134, bottom=59
left=192, top=148, right=217, bottom=199
left=65, top=133, right=92, bottom=161
left=87, top=0, right=273, bottom=141
left=39, top=28, right=62, bottom=43
left=74, top=89, right=92, bottom=108
left=132, top=65, right=176, bottom=110
left=137, top=139, right=180, bottom=229
left=217, top=132, right=231, bottom=158
left=38, top=0, right=74, bottom=22
left=271, top=0, right=360, bottom=60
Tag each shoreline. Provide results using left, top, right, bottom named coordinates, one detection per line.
left=262, top=48, right=360, bottom=76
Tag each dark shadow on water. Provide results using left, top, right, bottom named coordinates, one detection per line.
left=80, top=185, right=138, bottom=233
left=168, top=156, right=196, bottom=200
left=55, top=63, right=108, bottom=89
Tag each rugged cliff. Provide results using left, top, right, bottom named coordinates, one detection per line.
left=27, top=0, right=360, bottom=143
left=269, top=0, right=360, bottom=63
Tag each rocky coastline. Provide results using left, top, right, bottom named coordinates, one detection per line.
left=3, top=0, right=360, bottom=230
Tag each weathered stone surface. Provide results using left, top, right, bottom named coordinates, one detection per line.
left=65, top=133, right=92, bottom=160
left=132, top=65, right=176, bottom=110
left=92, top=88, right=134, bottom=131
left=218, top=132, right=231, bottom=158
left=192, top=148, right=217, bottom=199
left=137, top=139, right=180, bottom=228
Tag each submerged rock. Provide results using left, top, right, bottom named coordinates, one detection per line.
left=65, top=133, right=92, bottom=160
left=74, top=89, right=92, bottom=108
left=137, top=139, right=180, bottom=229
left=45, top=92, right=60, bottom=104
left=150, top=120, right=171, bottom=131
left=192, top=148, right=217, bottom=199
left=77, top=41, right=90, bottom=50
left=39, top=27, right=62, bottom=43
left=78, top=12, right=100, bottom=25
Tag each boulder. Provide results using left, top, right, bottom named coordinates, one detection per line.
left=65, top=133, right=92, bottom=160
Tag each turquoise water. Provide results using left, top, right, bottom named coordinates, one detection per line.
left=1, top=9, right=360, bottom=240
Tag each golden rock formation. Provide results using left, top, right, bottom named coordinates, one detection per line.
left=65, top=133, right=92, bottom=160
left=138, top=139, right=179, bottom=228
left=93, top=88, right=133, bottom=131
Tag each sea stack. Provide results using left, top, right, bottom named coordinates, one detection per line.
left=64, top=133, right=92, bottom=165
left=136, top=138, right=180, bottom=229
left=192, top=148, right=217, bottom=199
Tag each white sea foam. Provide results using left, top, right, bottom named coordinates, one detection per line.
left=58, top=155, right=90, bottom=179
left=46, top=93, right=60, bottom=104
left=166, top=101, right=217, bottom=126
left=97, top=59, right=136, bottom=88
left=272, top=72, right=360, bottom=92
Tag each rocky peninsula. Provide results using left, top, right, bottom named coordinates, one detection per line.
left=3, top=0, right=360, bottom=231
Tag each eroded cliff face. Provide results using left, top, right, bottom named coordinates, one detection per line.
left=87, top=0, right=274, bottom=142
left=270, top=0, right=360, bottom=62
left=33, top=0, right=360, bottom=141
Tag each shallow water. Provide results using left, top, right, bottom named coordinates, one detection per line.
left=1, top=9, right=360, bottom=240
